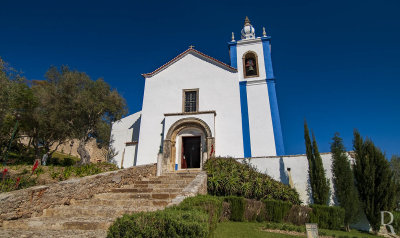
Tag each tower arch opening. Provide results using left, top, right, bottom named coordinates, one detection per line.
left=243, top=51, right=259, bottom=78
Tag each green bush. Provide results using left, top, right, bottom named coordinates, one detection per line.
left=264, top=199, right=292, bottom=223
left=107, top=208, right=209, bottom=238
left=244, top=199, right=265, bottom=222
left=204, top=158, right=300, bottom=204
left=62, top=157, right=76, bottom=166
left=176, top=195, right=222, bottom=231
left=310, top=204, right=345, bottom=230
left=285, top=205, right=311, bottom=225
left=224, top=196, right=246, bottom=222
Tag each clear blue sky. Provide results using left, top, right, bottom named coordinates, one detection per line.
left=1, top=0, right=399, bottom=158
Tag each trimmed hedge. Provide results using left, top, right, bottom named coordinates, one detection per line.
left=107, top=196, right=347, bottom=237
left=204, top=158, right=301, bottom=204
left=285, top=205, right=312, bottom=226
left=310, top=204, right=345, bottom=230
left=264, top=199, right=292, bottom=223
left=107, top=208, right=209, bottom=238
left=176, top=195, right=222, bottom=231
left=224, top=196, right=246, bottom=221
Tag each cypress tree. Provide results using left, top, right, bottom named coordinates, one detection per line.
left=311, top=132, right=330, bottom=205
left=304, top=121, right=330, bottom=205
left=353, top=130, right=396, bottom=232
left=331, top=133, right=359, bottom=231
left=304, top=121, right=315, bottom=201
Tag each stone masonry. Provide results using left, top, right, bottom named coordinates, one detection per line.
left=0, top=165, right=207, bottom=238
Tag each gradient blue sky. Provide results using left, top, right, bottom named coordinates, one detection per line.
left=1, top=0, right=399, bottom=158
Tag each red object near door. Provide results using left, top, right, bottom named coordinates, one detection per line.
left=181, top=142, right=187, bottom=169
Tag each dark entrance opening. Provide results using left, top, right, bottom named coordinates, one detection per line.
left=181, top=136, right=201, bottom=169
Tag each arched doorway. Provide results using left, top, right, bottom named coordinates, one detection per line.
left=162, top=117, right=214, bottom=173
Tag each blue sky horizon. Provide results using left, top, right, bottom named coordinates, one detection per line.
left=1, top=0, right=399, bottom=158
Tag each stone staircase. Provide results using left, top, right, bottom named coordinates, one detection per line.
left=0, top=171, right=202, bottom=238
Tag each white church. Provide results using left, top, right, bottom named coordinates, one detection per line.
left=111, top=17, right=285, bottom=172
left=111, top=18, right=370, bottom=229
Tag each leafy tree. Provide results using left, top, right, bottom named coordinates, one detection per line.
left=0, top=58, right=35, bottom=160
left=26, top=80, right=71, bottom=160
left=45, top=66, right=126, bottom=164
left=331, top=133, right=360, bottom=231
left=304, top=121, right=330, bottom=205
left=353, top=130, right=396, bottom=232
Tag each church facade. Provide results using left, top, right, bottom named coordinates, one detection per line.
left=111, top=17, right=285, bottom=171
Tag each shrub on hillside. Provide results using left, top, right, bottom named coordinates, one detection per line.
left=224, top=196, right=246, bottom=221
left=310, top=204, right=345, bottom=230
left=285, top=205, right=312, bottom=226
left=107, top=208, right=209, bottom=238
left=204, top=157, right=300, bottom=204
left=264, top=199, right=292, bottom=223
left=176, top=195, right=222, bottom=231
left=244, top=199, right=265, bottom=222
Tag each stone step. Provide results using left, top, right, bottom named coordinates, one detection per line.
left=158, top=174, right=198, bottom=179
left=130, top=181, right=188, bottom=187
left=133, top=179, right=192, bottom=185
left=0, top=229, right=107, bottom=238
left=42, top=205, right=162, bottom=218
left=165, top=169, right=202, bottom=174
left=72, top=197, right=168, bottom=207
left=2, top=217, right=114, bottom=230
left=94, top=192, right=178, bottom=200
left=94, top=192, right=152, bottom=200
left=111, top=187, right=182, bottom=194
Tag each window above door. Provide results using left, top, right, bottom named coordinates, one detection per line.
left=183, top=89, right=199, bottom=113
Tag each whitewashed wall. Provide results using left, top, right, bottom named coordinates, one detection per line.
left=237, top=153, right=371, bottom=231
left=236, top=152, right=357, bottom=205
left=110, top=112, right=141, bottom=168
left=246, top=80, right=276, bottom=156
left=136, top=52, right=244, bottom=165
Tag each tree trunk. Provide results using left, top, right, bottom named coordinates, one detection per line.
left=33, top=140, right=41, bottom=161
left=77, top=139, right=90, bottom=165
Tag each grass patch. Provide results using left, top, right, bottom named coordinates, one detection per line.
left=265, top=222, right=378, bottom=238
left=1, top=161, right=117, bottom=193
left=214, top=222, right=299, bottom=238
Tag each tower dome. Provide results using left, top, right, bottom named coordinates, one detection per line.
left=241, top=16, right=255, bottom=39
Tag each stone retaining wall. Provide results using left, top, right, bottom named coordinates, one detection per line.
left=0, top=163, right=156, bottom=223
left=167, top=171, right=207, bottom=207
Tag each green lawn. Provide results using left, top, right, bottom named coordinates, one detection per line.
left=319, top=228, right=379, bottom=238
left=213, top=222, right=380, bottom=238
left=213, top=222, right=300, bottom=238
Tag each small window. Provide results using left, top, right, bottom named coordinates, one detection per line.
left=243, top=52, right=259, bottom=78
left=183, top=89, right=198, bottom=112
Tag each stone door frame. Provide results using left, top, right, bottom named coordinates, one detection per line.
left=162, top=117, right=214, bottom=173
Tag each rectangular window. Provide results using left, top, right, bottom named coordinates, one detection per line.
left=183, top=89, right=198, bottom=112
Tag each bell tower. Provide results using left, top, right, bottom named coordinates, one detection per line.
left=228, top=17, right=285, bottom=157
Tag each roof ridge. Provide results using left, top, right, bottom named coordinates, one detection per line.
left=142, top=48, right=237, bottom=78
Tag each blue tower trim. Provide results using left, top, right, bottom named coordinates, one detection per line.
left=261, top=37, right=274, bottom=79
left=262, top=37, right=285, bottom=155
left=266, top=79, right=285, bottom=155
left=239, top=81, right=252, bottom=157
left=228, top=41, right=237, bottom=68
